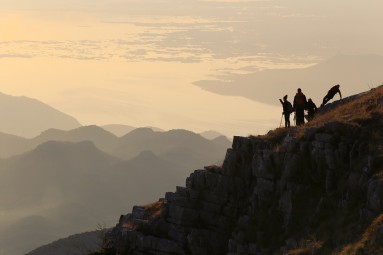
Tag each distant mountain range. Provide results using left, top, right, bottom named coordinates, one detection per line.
left=0, top=91, right=226, bottom=141
left=199, top=130, right=225, bottom=140
left=0, top=125, right=229, bottom=163
left=0, top=127, right=231, bottom=255
left=0, top=92, right=81, bottom=138
left=0, top=91, right=230, bottom=254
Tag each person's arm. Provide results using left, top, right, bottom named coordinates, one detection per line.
left=338, top=89, right=342, bottom=99
left=279, top=99, right=283, bottom=105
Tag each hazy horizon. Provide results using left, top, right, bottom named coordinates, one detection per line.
left=1, top=1, right=383, bottom=254
left=1, top=0, right=382, bottom=137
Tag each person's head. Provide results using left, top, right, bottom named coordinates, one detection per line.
left=308, top=98, right=312, bottom=102
left=298, top=88, right=302, bottom=93
left=283, top=95, right=288, bottom=101
left=335, top=84, right=340, bottom=88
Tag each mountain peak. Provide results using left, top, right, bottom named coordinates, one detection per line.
left=123, top=127, right=156, bottom=137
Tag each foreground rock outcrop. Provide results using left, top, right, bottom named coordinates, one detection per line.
left=95, top=87, right=383, bottom=255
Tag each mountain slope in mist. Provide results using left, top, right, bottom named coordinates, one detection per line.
left=26, top=230, right=103, bottom=255
left=34, top=125, right=119, bottom=154
left=115, top=128, right=229, bottom=168
left=0, top=129, right=230, bottom=255
left=0, top=92, right=81, bottom=138
left=0, top=141, right=118, bottom=255
left=100, top=124, right=136, bottom=137
left=0, top=132, right=30, bottom=159
left=0, top=126, right=231, bottom=169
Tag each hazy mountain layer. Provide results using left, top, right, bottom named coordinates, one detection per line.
left=0, top=128, right=230, bottom=255
left=101, top=124, right=136, bottom=137
left=0, top=92, right=81, bottom=138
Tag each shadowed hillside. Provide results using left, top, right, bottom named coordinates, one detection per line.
left=26, top=230, right=105, bottom=255
left=94, top=86, right=383, bottom=255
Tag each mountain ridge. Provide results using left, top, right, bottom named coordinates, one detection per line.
left=0, top=92, right=81, bottom=138
left=0, top=128, right=230, bottom=255
left=95, top=86, right=383, bottom=255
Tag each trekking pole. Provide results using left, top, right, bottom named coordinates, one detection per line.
left=279, top=113, right=283, bottom=127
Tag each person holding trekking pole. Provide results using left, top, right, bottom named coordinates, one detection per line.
left=279, top=95, right=293, bottom=128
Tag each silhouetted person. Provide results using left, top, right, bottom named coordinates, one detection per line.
left=279, top=95, right=293, bottom=128
left=293, top=88, right=307, bottom=126
left=306, top=98, right=318, bottom=121
left=321, top=84, right=342, bottom=107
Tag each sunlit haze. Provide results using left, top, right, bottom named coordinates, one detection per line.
left=2, top=1, right=383, bottom=255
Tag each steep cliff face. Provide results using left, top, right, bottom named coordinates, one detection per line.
left=98, top=87, right=383, bottom=255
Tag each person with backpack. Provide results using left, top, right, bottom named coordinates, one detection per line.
left=321, top=84, right=342, bottom=107
left=279, top=95, right=293, bottom=128
left=293, top=88, right=307, bottom=126
left=306, top=98, right=318, bottom=121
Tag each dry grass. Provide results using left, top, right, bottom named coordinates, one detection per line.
left=255, top=86, right=383, bottom=141
left=122, top=221, right=135, bottom=230
left=374, top=172, right=383, bottom=180
left=338, top=213, right=383, bottom=255
left=204, top=164, right=223, bottom=173
left=143, top=200, right=165, bottom=218
left=250, top=126, right=299, bottom=143
left=307, top=86, right=383, bottom=129
left=122, top=201, right=165, bottom=230
left=284, top=239, right=324, bottom=255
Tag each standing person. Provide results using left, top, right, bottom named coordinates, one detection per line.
left=321, top=84, right=342, bottom=107
left=293, top=88, right=307, bottom=126
left=306, top=98, right=318, bottom=121
left=279, top=95, right=293, bottom=128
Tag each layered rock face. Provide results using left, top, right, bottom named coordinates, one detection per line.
left=100, top=89, right=383, bottom=255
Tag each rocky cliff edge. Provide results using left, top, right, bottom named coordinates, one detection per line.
left=95, top=86, right=383, bottom=255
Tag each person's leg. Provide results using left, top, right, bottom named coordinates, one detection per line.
left=285, top=114, right=290, bottom=127
left=299, top=108, right=305, bottom=125
left=287, top=114, right=290, bottom=128
left=284, top=115, right=288, bottom=127
left=296, top=109, right=302, bottom=125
